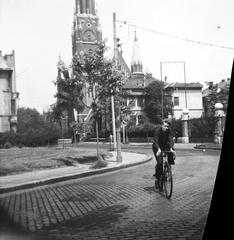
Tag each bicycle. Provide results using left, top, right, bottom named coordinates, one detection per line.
left=155, top=151, right=173, bottom=199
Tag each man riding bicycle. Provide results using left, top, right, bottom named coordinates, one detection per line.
left=152, top=119, right=176, bottom=188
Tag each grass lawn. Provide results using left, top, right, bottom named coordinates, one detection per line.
left=0, top=146, right=112, bottom=176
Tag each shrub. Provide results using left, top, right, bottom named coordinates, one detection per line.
left=18, top=143, right=24, bottom=149
left=0, top=131, right=16, bottom=146
left=91, top=155, right=108, bottom=169
left=188, top=116, right=216, bottom=138
left=4, top=141, right=12, bottom=149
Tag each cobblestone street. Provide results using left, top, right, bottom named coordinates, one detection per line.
left=0, top=148, right=220, bottom=240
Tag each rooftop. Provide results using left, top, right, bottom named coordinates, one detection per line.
left=202, top=79, right=230, bottom=97
left=123, top=77, right=161, bottom=89
left=164, top=82, right=203, bottom=89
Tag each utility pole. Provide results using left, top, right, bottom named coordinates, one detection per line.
left=160, top=62, right=163, bottom=120
left=113, top=12, right=122, bottom=162
left=111, top=94, right=116, bottom=149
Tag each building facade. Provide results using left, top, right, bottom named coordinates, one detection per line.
left=0, top=51, right=19, bottom=132
left=164, top=82, right=203, bottom=119
left=67, top=1, right=205, bottom=135
left=120, top=32, right=204, bottom=120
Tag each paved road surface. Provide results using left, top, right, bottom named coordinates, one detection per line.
left=0, top=146, right=220, bottom=240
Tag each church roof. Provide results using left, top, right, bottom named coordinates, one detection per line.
left=131, top=31, right=143, bottom=66
left=123, top=77, right=161, bottom=89
left=105, top=50, right=131, bottom=74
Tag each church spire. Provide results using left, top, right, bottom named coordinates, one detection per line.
left=131, top=31, right=143, bottom=73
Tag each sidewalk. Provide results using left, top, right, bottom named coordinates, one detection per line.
left=128, top=142, right=222, bottom=150
left=193, top=143, right=222, bottom=150
left=0, top=151, right=152, bottom=194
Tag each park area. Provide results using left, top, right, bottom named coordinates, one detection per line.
left=0, top=147, right=111, bottom=176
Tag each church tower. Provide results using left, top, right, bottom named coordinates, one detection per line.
left=70, top=0, right=103, bottom=131
left=72, top=0, right=102, bottom=61
left=131, top=31, right=143, bottom=73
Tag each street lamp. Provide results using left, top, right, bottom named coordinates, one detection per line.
left=160, top=61, right=188, bottom=119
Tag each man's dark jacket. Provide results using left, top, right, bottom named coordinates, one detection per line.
left=152, top=126, right=175, bottom=165
left=153, top=126, right=174, bottom=150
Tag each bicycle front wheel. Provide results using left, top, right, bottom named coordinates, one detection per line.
left=163, top=163, right=173, bottom=199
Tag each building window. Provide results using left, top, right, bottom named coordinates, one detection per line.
left=174, top=97, right=179, bottom=106
left=129, top=97, right=136, bottom=107
left=88, top=35, right=91, bottom=41
left=89, top=49, right=92, bottom=56
left=137, top=98, right=144, bottom=107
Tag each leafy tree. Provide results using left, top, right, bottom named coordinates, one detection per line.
left=143, top=81, right=173, bottom=124
left=16, top=107, right=60, bottom=147
left=54, top=41, right=132, bottom=154
left=204, top=81, right=230, bottom=117
left=17, top=107, right=44, bottom=133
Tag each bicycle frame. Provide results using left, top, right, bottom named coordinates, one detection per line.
left=159, top=151, right=173, bottom=199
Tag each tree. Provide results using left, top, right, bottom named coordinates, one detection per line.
left=16, top=107, right=61, bottom=147
left=17, top=107, right=44, bottom=133
left=143, top=81, right=173, bottom=124
left=52, top=58, right=85, bottom=124
left=54, top=41, right=131, bottom=155
left=204, top=81, right=230, bottom=117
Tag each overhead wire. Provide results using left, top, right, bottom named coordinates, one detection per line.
left=117, top=20, right=234, bottom=51
left=117, top=22, right=131, bottom=45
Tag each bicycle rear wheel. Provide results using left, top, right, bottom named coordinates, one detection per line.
left=163, top=163, right=173, bottom=199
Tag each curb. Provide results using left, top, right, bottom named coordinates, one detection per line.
left=194, top=146, right=222, bottom=150
left=0, top=154, right=152, bottom=194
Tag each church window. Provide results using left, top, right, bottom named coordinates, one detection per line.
left=88, top=35, right=91, bottom=41
left=89, top=49, right=93, bottom=56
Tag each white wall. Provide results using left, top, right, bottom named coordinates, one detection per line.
left=172, top=89, right=203, bottom=119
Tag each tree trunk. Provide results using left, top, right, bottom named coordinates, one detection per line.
left=96, top=120, right=99, bottom=156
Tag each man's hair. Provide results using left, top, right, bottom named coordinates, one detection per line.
left=161, top=119, right=171, bottom=126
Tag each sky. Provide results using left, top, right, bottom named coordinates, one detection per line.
left=0, top=0, right=233, bottom=113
